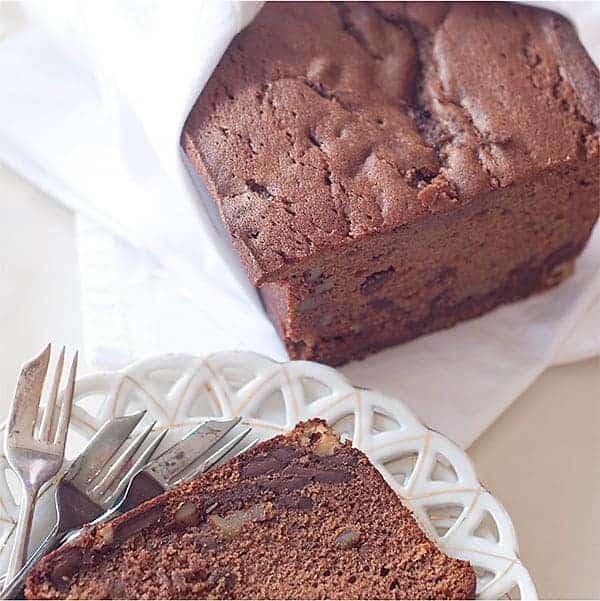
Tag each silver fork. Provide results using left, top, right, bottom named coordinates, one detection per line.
left=2, top=417, right=256, bottom=599
left=4, top=345, right=77, bottom=582
left=1, top=411, right=160, bottom=599
left=112, top=417, right=255, bottom=516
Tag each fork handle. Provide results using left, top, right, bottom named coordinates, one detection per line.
left=1, top=523, right=63, bottom=600
left=5, top=486, right=37, bottom=583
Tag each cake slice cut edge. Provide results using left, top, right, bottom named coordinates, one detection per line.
left=26, top=419, right=477, bottom=600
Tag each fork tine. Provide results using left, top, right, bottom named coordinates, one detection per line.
left=52, top=351, right=77, bottom=447
left=225, top=438, right=258, bottom=461
left=180, top=417, right=242, bottom=445
left=7, top=344, right=51, bottom=438
left=209, top=438, right=259, bottom=472
left=102, top=429, right=169, bottom=506
left=174, top=427, right=252, bottom=485
left=67, top=410, right=147, bottom=487
left=92, top=421, right=156, bottom=496
left=38, top=347, right=65, bottom=443
left=202, top=429, right=255, bottom=473
left=146, top=417, right=241, bottom=485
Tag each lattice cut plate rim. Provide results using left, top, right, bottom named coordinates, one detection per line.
left=0, top=351, right=537, bottom=599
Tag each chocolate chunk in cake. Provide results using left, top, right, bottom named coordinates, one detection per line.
left=182, top=2, right=600, bottom=365
left=26, top=420, right=476, bottom=599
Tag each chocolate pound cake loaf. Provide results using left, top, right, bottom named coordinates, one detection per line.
left=183, top=2, right=600, bottom=365
left=26, top=420, right=476, bottom=599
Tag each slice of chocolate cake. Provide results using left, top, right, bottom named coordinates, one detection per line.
left=26, top=420, right=476, bottom=599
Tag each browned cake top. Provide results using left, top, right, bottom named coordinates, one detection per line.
left=26, top=420, right=476, bottom=599
left=182, top=1, right=599, bottom=284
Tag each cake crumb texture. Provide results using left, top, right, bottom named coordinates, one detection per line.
left=26, top=420, right=476, bottom=599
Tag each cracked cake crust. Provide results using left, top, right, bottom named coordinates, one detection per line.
left=183, top=2, right=599, bottom=365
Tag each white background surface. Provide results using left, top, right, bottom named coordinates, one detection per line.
left=0, top=163, right=598, bottom=598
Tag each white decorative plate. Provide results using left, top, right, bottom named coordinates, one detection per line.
left=0, top=352, right=536, bottom=599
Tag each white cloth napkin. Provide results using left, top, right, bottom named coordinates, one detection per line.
left=0, top=1, right=598, bottom=448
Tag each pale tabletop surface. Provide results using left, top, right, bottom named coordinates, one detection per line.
left=1, top=163, right=598, bottom=599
